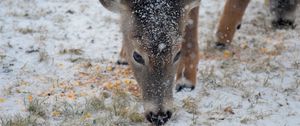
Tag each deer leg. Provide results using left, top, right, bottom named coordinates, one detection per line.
left=116, top=44, right=128, bottom=65
left=176, top=6, right=200, bottom=92
left=215, top=0, right=250, bottom=49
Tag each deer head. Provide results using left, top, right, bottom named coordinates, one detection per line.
left=99, top=0, right=200, bottom=125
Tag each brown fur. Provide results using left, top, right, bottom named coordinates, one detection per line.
left=176, top=6, right=200, bottom=88
left=216, top=0, right=299, bottom=45
left=216, top=0, right=250, bottom=45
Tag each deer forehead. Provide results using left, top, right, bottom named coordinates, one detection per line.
left=128, top=0, right=184, bottom=56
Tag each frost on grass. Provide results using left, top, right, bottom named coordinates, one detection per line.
left=0, top=98, right=48, bottom=126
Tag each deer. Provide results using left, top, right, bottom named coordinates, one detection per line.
left=216, top=0, right=299, bottom=48
left=98, top=0, right=298, bottom=125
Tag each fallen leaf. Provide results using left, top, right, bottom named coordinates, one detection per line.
left=265, top=0, right=270, bottom=6
left=260, top=48, right=268, bottom=54
left=129, top=112, right=145, bottom=122
left=103, top=82, right=114, bottom=90
left=124, top=79, right=133, bottom=86
left=66, top=91, right=76, bottom=100
left=28, top=95, right=33, bottom=102
left=73, top=81, right=81, bottom=86
left=57, top=63, right=64, bottom=69
left=223, top=50, right=233, bottom=58
left=79, top=92, right=86, bottom=97
left=0, top=98, right=6, bottom=103
left=224, top=106, right=235, bottom=114
left=83, top=113, right=92, bottom=120
left=52, top=111, right=61, bottom=117
left=127, top=85, right=141, bottom=97
left=78, top=72, right=89, bottom=78
left=113, top=80, right=122, bottom=90
left=240, top=43, right=248, bottom=49
left=106, top=66, right=113, bottom=71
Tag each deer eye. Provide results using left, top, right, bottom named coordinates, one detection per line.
left=173, top=51, right=181, bottom=63
left=133, top=51, right=145, bottom=65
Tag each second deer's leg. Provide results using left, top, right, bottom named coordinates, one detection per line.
left=176, top=6, right=200, bottom=92
left=215, top=0, right=250, bottom=49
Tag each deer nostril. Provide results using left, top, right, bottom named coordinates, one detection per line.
left=146, top=112, right=154, bottom=123
left=166, top=111, right=172, bottom=119
left=146, top=111, right=172, bottom=126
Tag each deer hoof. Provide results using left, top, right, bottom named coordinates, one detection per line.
left=215, top=42, right=228, bottom=50
left=175, top=78, right=195, bottom=92
left=176, top=85, right=195, bottom=92
left=272, top=19, right=296, bottom=29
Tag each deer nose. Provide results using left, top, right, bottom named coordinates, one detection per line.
left=146, top=110, right=172, bottom=126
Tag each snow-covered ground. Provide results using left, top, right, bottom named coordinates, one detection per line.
left=0, top=0, right=300, bottom=125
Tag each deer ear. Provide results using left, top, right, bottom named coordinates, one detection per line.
left=99, top=0, right=127, bottom=13
left=183, top=0, right=201, bottom=11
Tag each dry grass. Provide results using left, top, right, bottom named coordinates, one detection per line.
left=292, top=61, right=300, bottom=69
left=59, top=49, right=84, bottom=55
left=38, top=50, right=49, bottom=62
left=85, top=96, right=105, bottom=112
left=55, top=89, right=143, bottom=125
left=17, top=28, right=35, bottom=34
left=182, top=97, right=198, bottom=115
left=0, top=115, right=43, bottom=126
left=0, top=98, right=48, bottom=126
left=0, top=54, right=6, bottom=61
left=182, top=97, right=199, bottom=126
left=26, top=99, right=47, bottom=118
left=0, top=62, right=145, bottom=125
left=199, top=66, right=219, bottom=89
